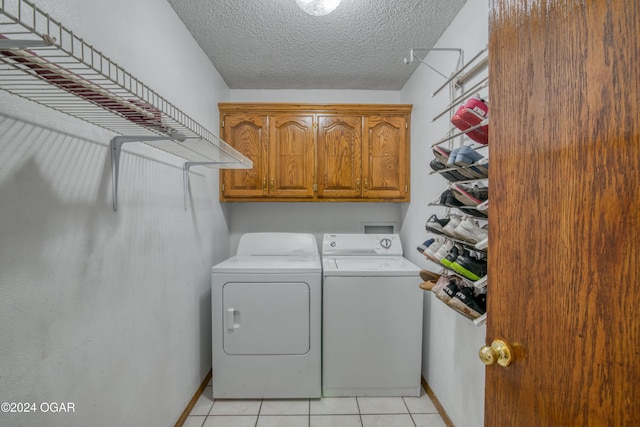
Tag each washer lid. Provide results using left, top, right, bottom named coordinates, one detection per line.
left=212, top=255, right=321, bottom=274
left=323, top=256, right=420, bottom=277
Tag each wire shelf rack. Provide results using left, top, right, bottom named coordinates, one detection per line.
left=0, top=0, right=252, bottom=168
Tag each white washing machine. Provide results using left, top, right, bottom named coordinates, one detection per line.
left=211, top=233, right=321, bottom=398
left=322, top=233, right=423, bottom=397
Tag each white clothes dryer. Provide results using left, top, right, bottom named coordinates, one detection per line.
left=322, top=233, right=423, bottom=397
left=211, top=233, right=321, bottom=398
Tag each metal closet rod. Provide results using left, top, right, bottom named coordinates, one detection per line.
left=404, top=48, right=464, bottom=80
left=432, top=46, right=489, bottom=97
left=430, top=119, right=489, bottom=147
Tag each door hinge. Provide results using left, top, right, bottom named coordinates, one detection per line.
left=221, top=120, right=225, bottom=128
left=405, top=122, right=408, bottom=129
left=222, top=183, right=225, bottom=192
left=405, top=185, right=408, bottom=193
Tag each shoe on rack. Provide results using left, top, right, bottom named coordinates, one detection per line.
left=452, top=183, right=488, bottom=206
left=425, top=214, right=450, bottom=234
left=451, top=95, right=489, bottom=145
left=434, top=276, right=461, bottom=304
left=432, top=238, right=454, bottom=262
left=459, top=206, right=487, bottom=218
left=419, top=269, right=441, bottom=282
left=473, top=158, right=489, bottom=177
left=447, top=147, right=461, bottom=167
left=430, top=159, right=468, bottom=182
left=440, top=189, right=465, bottom=208
left=417, top=239, right=439, bottom=263
left=440, top=244, right=463, bottom=269
left=453, top=218, right=488, bottom=244
left=476, top=199, right=489, bottom=214
left=419, top=280, right=437, bottom=291
left=442, top=215, right=463, bottom=238
left=448, top=287, right=486, bottom=319
left=425, top=236, right=447, bottom=260
left=454, top=145, right=484, bottom=166
left=433, top=146, right=452, bottom=164
left=450, top=253, right=487, bottom=281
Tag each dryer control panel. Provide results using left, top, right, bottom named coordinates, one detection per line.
left=322, top=234, right=403, bottom=256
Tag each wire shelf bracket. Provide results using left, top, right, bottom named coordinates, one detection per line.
left=182, top=161, right=235, bottom=211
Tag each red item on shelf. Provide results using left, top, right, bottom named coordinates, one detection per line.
left=451, top=95, right=489, bottom=145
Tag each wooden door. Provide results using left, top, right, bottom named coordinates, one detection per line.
left=221, top=114, right=268, bottom=198
left=269, top=115, right=315, bottom=198
left=317, top=115, right=362, bottom=199
left=486, top=1, right=640, bottom=426
left=362, top=116, right=408, bottom=200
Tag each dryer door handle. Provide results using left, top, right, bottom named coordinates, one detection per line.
left=226, top=308, right=240, bottom=332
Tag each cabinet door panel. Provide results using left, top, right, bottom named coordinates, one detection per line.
left=221, top=114, right=267, bottom=198
left=317, top=115, right=362, bottom=198
left=363, top=116, right=407, bottom=200
left=269, top=115, right=315, bottom=198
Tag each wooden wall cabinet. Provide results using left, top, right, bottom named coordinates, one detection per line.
left=219, top=103, right=412, bottom=202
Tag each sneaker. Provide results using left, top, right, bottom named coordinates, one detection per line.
left=425, top=214, right=450, bottom=234
left=430, top=159, right=468, bottom=181
left=451, top=95, right=489, bottom=145
left=433, top=146, right=452, bottom=164
left=425, top=236, right=446, bottom=260
left=434, top=277, right=461, bottom=304
left=448, top=287, right=486, bottom=319
left=433, top=238, right=454, bottom=262
left=440, top=244, right=462, bottom=269
left=450, top=253, right=487, bottom=281
left=452, top=183, right=488, bottom=206
left=473, top=158, right=489, bottom=176
left=442, top=215, right=463, bottom=238
left=439, top=189, right=465, bottom=208
left=476, top=199, right=489, bottom=214
left=447, top=147, right=461, bottom=167
left=417, top=239, right=439, bottom=263
left=454, top=145, right=484, bottom=166
left=453, top=218, right=488, bottom=244
left=459, top=206, right=487, bottom=218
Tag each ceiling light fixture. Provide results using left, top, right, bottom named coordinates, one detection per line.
left=295, top=0, right=342, bottom=16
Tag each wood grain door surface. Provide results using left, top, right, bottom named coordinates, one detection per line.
left=487, top=1, right=639, bottom=426
left=317, top=115, right=362, bottom=199
left=363, top=116, right=407, bottom=200
left=269, top=115, right=315, bottom=198
left=221, top=114, right=268, bottom=198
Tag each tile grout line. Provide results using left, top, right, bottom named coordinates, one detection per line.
left=402, top=396, right=419, bottom=427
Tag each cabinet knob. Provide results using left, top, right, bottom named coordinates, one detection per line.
left=356, top=178, right=361, bottom=191
left=262, top=177, right=266, bottom=192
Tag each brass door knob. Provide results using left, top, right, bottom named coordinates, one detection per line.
left=479, top=339, right=514, bottom=367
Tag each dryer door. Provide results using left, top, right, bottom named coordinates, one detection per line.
left=222, top=282, right=310, bottom=355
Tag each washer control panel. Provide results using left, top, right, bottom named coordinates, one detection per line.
left=322, top=234, right=403, bottom=256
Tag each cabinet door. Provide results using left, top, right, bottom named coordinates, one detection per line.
left=317, top=115, right=362, bottom=199
left=269, top=115, right=315, bottom=198
left=362, top=116, right=408, bottom=200
left=221, top=114, right=268, bottom=198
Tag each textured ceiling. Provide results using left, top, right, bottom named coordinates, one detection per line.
left=166, top=0, right=467, bottom=90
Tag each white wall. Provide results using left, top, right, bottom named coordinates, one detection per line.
left=399, top=2, right=489, bottom=427
left=0, top=1, right=230, bottom=426
left=227, top=89, right=405, bottom=253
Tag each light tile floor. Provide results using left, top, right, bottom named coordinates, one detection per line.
left=184, top=381, right=446, bottom=427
